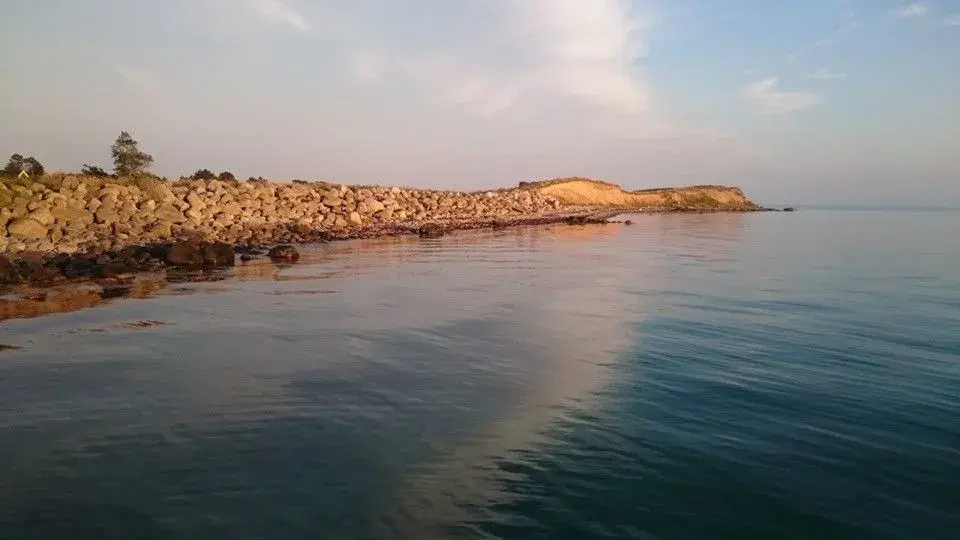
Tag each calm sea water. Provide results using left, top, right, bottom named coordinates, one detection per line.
left=1, top=210, right=958, bottom=539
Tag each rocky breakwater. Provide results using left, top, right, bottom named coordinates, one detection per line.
left=0, top=176, right=565, bottom=257
left=0, top=176, right=569, bottom=286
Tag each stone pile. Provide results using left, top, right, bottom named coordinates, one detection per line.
left=1, top=177, right=563, bottom=256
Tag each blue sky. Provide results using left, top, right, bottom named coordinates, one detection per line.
left=1, top=0, right=958, bottom=205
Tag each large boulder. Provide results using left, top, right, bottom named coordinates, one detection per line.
left=51, top=207, right=95, bottom=224
left=165, top=240, right=235, bottom=267
left=201, top=242, right=235, bottom=267
left=156, top=203, right=187, bottom=224
left=165, top=241, right=204, bottom=266
left=267, top=245, right=299, bottom=262
left=28, top=208, right=55, bottom=226
left=7, top=218, right=48, bottom=239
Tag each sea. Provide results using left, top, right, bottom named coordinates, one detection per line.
left=1, top=208, right=958, bottom=539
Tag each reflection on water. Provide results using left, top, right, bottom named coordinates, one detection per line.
left=1, top=212, right=959, bottom=539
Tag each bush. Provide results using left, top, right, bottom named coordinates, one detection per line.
left=190, top=169, right=216, bottom=181
left=218, top=171, right=236, bottom=182
left=81, top=164, right=112, bottom=177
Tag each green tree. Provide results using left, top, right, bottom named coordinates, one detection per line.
left=218, top=171, right=236, bottom=182
left=1, top=154, right=25, bottom=177
left=111, top=131, right=154, bottom=176
left=2, top=154, right=44, bottom=177
left=81, top=164, right=111, bottom=177
left=24, top=157, right=44, bottom=176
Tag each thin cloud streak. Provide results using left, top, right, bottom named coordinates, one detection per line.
left=809, top=67, right=848, bottom=80
left=891, top=3, right=929, bottom=18
left=744, top=77, right=821, bottom=115
left=245, top=0, right=308, bottom=31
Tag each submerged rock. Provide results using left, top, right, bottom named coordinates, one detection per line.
left=564, top=215, right=608, bottom=226
left=267, top=245, right=300, bottom=262
left=418, top=223, right=445, bottom=238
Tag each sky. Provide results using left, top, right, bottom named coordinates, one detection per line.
left=1, top=0, right=958, bottom=205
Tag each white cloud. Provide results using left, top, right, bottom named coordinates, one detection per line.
left=943, top=14, right=960, bottom=26
left=500, top=0, right=650, bottom=114
left=891, top=3, right=929, bottom=18
left=351, top=0, right=650, bottom=118
left=347, top=51, right=381, bottom=83
left=809, top=67, right=848, bottom=80
left=245, top=0, right=308, bottom=32
left=744, top=77, right=821, bottom=115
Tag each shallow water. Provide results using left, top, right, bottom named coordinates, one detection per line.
left=1, top=210, right=959, bottom=539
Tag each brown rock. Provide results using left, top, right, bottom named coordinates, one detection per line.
left=0, top=255, right=20, bottom=284
left=7, top=218, right=48, bottom=239
left=418, top=223, right=445, bottom=238
left=51, top=207, right=95, bottom=224
left=92, top=260, right=136, bottom=278
left=268, top=245, right=300, bottom=262
left=166, top=241, right=204, bottom=266
left=95, top=207, right=121, bottom=225
left=156, top=204, right=187, bottom=224
left=202, top=242, right=236, bottom=267
left=28, top=208, right=55, bottom=226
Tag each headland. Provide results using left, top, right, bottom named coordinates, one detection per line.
left=1, top=174, right=763, bottom=289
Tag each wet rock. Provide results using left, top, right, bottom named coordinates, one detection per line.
left=92, top=260, right=136, bottom=279
left=564, top=215, right=608, bottom=226
left=783, top=207, right=796, bottom=212
left=201, top=242, right=235, bottom=267
left=0, top=255, right=20, bottom=284
left=61, top=256, right=96, bottom=278
left=268, top=245, right=300, bottom=262
left=165, top=241, right=204, bottom=266
left=624, top=220, right=633, bottom=225
left=418, top=223, right=445, bottom=238
left=16, top=254, right=61, bottom=286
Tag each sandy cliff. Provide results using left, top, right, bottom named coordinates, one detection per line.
left=520, top=177, right=759, bottom=210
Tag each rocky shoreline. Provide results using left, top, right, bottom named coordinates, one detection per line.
left=1, top=175, right=766, bottom=291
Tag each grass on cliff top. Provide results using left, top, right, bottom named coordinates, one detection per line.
left=517, top=177, right=623, bottom=190
left=516, top=177, right=739, bottom=195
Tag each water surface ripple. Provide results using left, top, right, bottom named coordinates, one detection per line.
left=1, top=210, right=958, bottom=539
